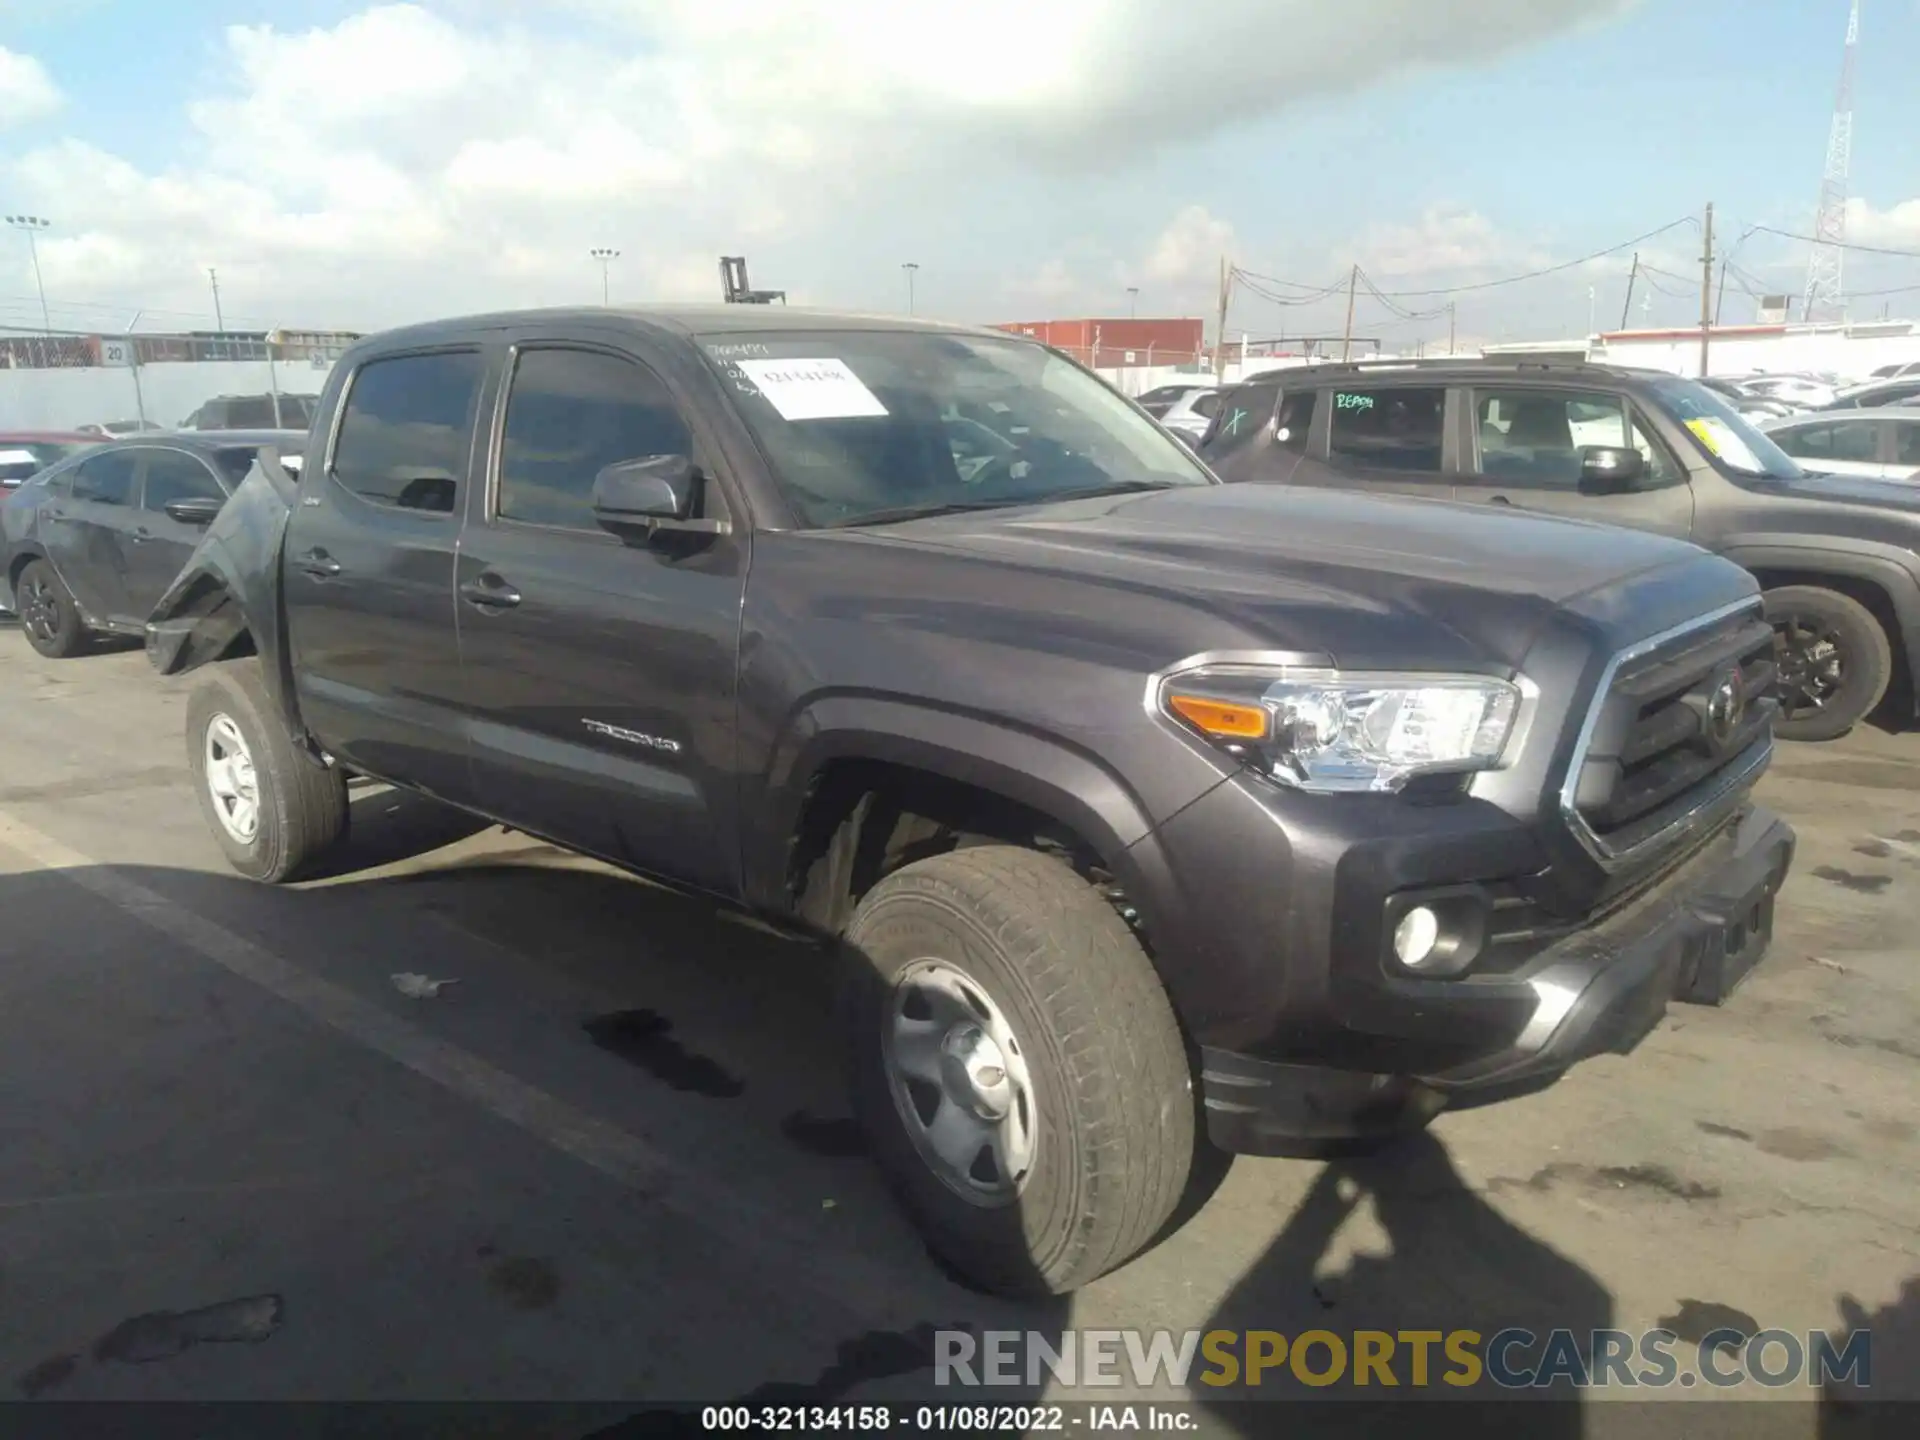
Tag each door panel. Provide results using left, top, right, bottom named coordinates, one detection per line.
left=456, top=342, right=747, bottom=896
left=47, top=449, right=141, bottom=623
left=126, top=448, right=230, bottom=618
left=283, top=347, right=488, bottom=802
left=1453, top=387, right=1694, bottom=540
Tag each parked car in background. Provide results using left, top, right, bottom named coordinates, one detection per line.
left=1819, top=376, right=1920, bottom=412
left=0, top=432, right=99, bottom=491
left=1733, top=374, right=1838, bottom=411
left=77, top=420, right=167, bottom=438
left=145, top=308, right=1794, bottom=1296
left=1199, top=358, right=1920, bottom=742
left=2, top=430, right=305, bottom=656
left=1133, top=384, right=1222, bottom=441
left=1869, top=361, right=1920, bottom=380
left=181, top=394, right=319, bottom=431
left=1759, top=409, right=1920, bottom=483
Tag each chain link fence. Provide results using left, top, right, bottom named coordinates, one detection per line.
left=0, top=324, right=355, bottom=433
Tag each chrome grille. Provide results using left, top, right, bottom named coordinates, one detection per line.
left=1561, top=600, right=1777, bottom=869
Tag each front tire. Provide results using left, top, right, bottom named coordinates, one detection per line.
left=187, top=659, right=347, bottom=882
left=1764, top=585, right=1893, bottom=743
left=15, top=558, right=89, bottom=659
left=842, top=845, right=1195, bottom=1296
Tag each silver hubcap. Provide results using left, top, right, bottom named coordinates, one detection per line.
left=883, top=959, right=1037, bottom=1206
left=203, top=714, right=261, bottom=844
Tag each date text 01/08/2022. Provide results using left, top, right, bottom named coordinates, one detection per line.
left=698, top=1404, right=1197, bottom=1432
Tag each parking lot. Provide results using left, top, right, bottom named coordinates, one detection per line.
left=1, top=634, right=1916, bottom=1427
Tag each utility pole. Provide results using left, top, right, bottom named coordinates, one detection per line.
left=208, top=267, right=225, bottom=331
left=1340, top=264, right=1359, bottom=362
left=6, top=216, right=53, bottom=333
left=1127, top=286, right=1139, bottom=319
left=1715, top=258, right=1730, bottom=326
left=1619, top=252, right=1640, bottom=330
left=902, top=262, right=919, bottom=315
left=1448, top=302, right=1457, bottom=356
left=1698, top=202, right=1715, bottom=378
left=1213, top=256, right=1232, bottom=382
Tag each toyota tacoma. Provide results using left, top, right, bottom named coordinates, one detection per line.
left=147, top=308, right=1796, bottom=1296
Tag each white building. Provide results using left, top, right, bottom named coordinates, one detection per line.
left=1484, top=318, right=1920, bottom=383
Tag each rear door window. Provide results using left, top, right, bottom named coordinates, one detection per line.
left=329, top=350, right=486, bottom=515
left=72, top=450, right=139, bottom=506
left=1776, top=420, right=1881, bottom=464
left=1328, top=386, right=1445, bottom=475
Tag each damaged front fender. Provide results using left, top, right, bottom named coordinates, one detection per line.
left=146, top=448, right=309, bottom=747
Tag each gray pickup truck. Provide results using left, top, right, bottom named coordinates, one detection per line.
left=148, top=309, right=1794, bottom=1296
left=1200, top=358, right=1920, bottom=743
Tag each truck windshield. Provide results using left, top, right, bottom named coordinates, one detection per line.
left=1645, top=376, right=1806, bottom=481
left=699, top=330, right=1214, bottom=527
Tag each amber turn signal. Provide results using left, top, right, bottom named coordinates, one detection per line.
left=1166, top=693, right=1269, bottom=740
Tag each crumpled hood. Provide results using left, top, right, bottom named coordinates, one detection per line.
left=855, top=483, right=1737, bottom=671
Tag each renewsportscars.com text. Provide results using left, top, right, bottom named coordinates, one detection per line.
left=935, top=1327, right=1873, bottom=1391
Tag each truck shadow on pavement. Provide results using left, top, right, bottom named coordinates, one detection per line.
left=1194, top=1131, right=1606, bottom=1436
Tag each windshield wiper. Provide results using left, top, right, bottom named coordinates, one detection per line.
left=823, top=481, right=1184, bottom=529
left=1036, top=479, right=1186, bottom=502
left=823, top=499, right=1028, bottom=528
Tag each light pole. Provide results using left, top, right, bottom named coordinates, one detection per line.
left=1588, top=286, right=1597, bottom=336
left=590, top=248, right=620, bottom=306
left=208, top=268, right=225, bottom=331
left=6, top=215, right=52, bottom=334
left=903, top=262, right=919, bottom=315
left=1127, top=287, right=1139, bottom=318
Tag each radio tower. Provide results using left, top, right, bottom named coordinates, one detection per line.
left=1802, top=0, right=1860, bottom=324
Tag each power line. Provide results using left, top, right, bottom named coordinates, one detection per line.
left=1363, top=216, right=1700, bottom=298
left=1748, top=224, right=1920, bottom=260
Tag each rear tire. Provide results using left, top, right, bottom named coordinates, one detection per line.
left=841, top=845, right=1195, bottom=1296
left=1764, top=585, right=1893, bottom=743
left=187, top=659, right=347, bottom=882
left=15, top=558, right=89, bottom=659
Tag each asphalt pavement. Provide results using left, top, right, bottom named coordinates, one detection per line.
left=0, top=635, right=1915, bottom=1432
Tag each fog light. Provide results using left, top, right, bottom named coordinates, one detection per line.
left=1393, top=906, right=1442, bottom=967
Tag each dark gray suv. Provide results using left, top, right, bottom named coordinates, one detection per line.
left=1201, top=358, right=1920, bottom=742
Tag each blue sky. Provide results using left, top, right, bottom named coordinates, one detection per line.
left=1, top=0, right=1916, bottom=341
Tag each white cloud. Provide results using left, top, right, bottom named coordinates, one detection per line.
left=1349, top=205, right=1550, bottom=280
left=1850, top=197, right=1920, bottom=250
left=0, top=1, right=1635, bottom=331
left=0, top=46, right=61, bottom=128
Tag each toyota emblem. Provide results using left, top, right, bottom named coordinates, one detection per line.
left=1704, top=668, right=1746, bottom=748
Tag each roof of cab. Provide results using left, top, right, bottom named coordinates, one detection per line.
left=348, top=305, right=1019, bottom=354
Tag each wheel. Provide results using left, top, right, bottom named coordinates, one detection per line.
left=15, top=558, right=90, bottom=659
left=841, top=845, right=1195, bottom=1296
left=186, top=659, right=348, bottom=882
left=1764, top=585, right=1893, bottom=743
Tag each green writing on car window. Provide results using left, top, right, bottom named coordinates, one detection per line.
left=1334, top=393, right=1375, bottom=412
left=1222, top=408, right=1248, bottom=436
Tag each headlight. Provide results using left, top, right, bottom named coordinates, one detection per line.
left=1155, top=666, right=1523, bottom=793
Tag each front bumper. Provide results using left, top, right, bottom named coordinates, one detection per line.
left=1199, top=804, right=1794, bottom=1155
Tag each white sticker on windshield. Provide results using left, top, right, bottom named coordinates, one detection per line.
left=735, top=358, right=888, bottom=421
left=1686, top=416, right=1763, bottom=474
left=0, top=449, right=37, bottom=466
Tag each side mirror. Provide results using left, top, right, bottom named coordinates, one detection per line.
left=164, top=495, right=225, bottom=525
left=1577, top=445, right=1646, bottom=496
left=592, top=454, right=729, bottom=537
